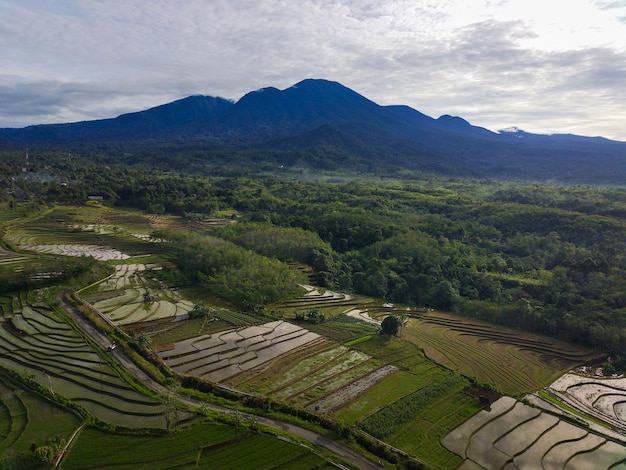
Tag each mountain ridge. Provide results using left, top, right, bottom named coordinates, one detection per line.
left=1, top=78, right=625, bottom=184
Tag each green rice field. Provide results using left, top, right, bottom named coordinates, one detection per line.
left=62, top=422, right=333, bottom=469
left=0, top=375, right=83, bottom=459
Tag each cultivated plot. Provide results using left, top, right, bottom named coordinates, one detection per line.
left=443, top=397, right=626, bottom=469
left=549, top=372, right=626, bottom=431
left=84, top=264, right=193, bottom=325
left=0, top=374, right=83, bottom=458
left=159, top=321, right=323, bottom=383
left=0, top=291, right=171, bottom=428
left=62, top=422, right=332, bottom=470
left=402, top=311, right=597, bottom=396
left=3, top=204, right=172, bottom=262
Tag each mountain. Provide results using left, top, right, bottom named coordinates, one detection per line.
left=0, top=95, right=233, bottom=143
left=1, top=78, right=626, bottom=184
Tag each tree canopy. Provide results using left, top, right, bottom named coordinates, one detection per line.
left=381, top=315, right=401, bottom=336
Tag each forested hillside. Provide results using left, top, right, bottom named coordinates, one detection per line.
left=2, top=151, right=624, bottom=356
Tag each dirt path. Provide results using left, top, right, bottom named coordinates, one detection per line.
left=54, top=423, right=86, bottom=469
left=56, top=290, right=379, bottom=470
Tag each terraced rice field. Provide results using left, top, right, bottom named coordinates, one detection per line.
left=278, top=285, right=366, bottom=317
left=0, top=375, right=83, bottom=456
left=83, top=264, right=193, bottom=325
left=18, top=243, right=130, bottom=260
left=549, top=372, right=626, bottom=431
left=3, top=204, right=171, bottom=261
left=305, top=364, right=399, bottom=414
left=159, top=321, right=324, bottom=382
left=160, top=319, right=394, bottom=411
left=402, top=311, right=597, bottom=396
left=0, top=246, right=35, bottom=268
left=0, top=292, right=171, bottom=428
left=443, top=396, right=626, bottom=469
left=3, top=205, right=123, bottom=258
left=0, top=203, right=37, bottom=226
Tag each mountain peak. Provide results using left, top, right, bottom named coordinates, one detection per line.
left=219, top=78, right=385, bottom=140
left=437, top=114, right=471, bottom=127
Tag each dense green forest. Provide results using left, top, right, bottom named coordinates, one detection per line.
left=1, top=149, right=625, bottom=355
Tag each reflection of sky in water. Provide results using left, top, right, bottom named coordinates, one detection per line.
left=159, top=321, right=322, bottom=382
left=20, top=243, right=129, bottom=260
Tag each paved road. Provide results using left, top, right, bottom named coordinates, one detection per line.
left=57, top=291, right=380, bottom=470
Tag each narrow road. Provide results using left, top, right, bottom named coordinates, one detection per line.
left=57, top=290, right=380, bottom=470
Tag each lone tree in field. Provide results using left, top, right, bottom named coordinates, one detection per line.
left=381, top=314, right=401, bottom=336
left=143, top=288, right=154, bottom=303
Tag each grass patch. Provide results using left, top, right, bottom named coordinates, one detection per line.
left=344, top=335, right=372, bottom=347
left=483, top=271, right=550, bottom=286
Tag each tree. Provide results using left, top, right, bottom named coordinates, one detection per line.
left=306, top=308, right=325, bottom=324
left=381, top=315, right=401, bottom=336
left=143, top=288, right=154, bottom=303
left=188, top=303, right=211, bottom=319
left=137, top=333, right=152, bottom=348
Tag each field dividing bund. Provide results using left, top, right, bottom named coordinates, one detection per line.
left=402, top=311, right=597, bottom=396
left=0, top=292, right=172, bottom=429
left=443, top=396, right=626, bottom=469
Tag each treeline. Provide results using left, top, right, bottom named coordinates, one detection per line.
left=154, top=230, right=306, bottom=312
left=0, top=152, right=220, bottom=214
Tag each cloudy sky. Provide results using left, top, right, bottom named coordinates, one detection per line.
left=1, top=0, right=625, bottom=140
